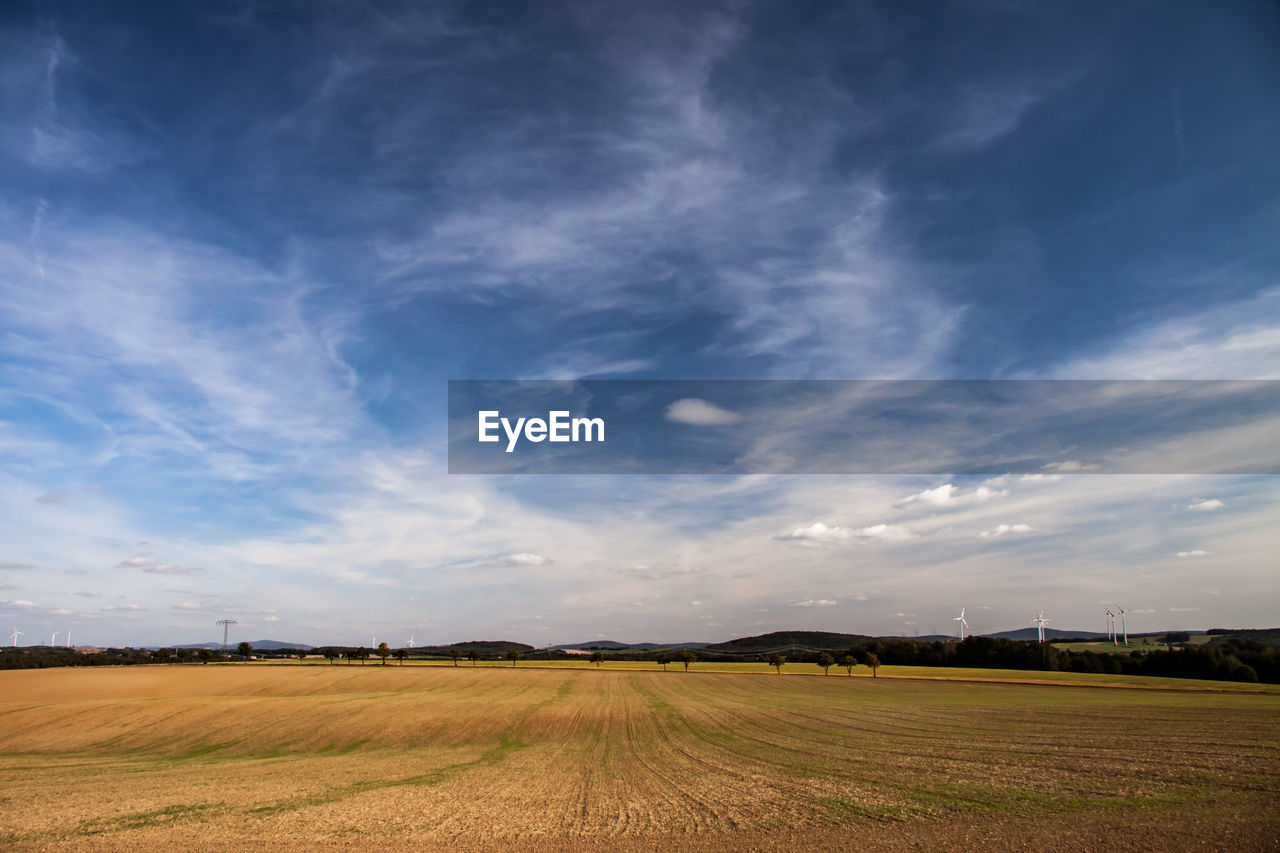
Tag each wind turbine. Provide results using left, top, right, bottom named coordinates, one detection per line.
left=953, top=607, right=968, bottom=641
left=9, top=626, right=22, bottom=646
left=1104, top=608, right=1116, bottom=644
left=1117, top=606, right=1128, bottom=645
left=66, top=629, right=73, bottom=648
left=406, top=635, right=415, bottom=649
left=51, top=631, right=58, bottom=647
left=1032, top=609, right=1051, bottom=643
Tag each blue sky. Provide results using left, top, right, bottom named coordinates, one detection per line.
left=1, top=1, right=1277, bottom=647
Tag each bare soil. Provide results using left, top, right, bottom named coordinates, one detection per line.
left=1, top=665, right=1275, bottom=850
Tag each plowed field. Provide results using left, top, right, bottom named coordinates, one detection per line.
left=1, top=665, right=1276, bottom=850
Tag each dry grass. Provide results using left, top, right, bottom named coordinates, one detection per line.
left=1, top=665, right=1277, bottom=850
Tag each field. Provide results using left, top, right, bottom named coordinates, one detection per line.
left=1, top=664, right=1277, bottom=851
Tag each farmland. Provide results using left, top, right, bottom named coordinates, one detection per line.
left=1, top=665, right=1277, bottom=850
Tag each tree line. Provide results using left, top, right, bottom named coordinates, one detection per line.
left=5, top=636, right=1274, bottom=683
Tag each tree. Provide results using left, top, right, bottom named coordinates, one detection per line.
left=680, top=649, right=696, bottom=672
left=176, top=648, right=191, bottom=663
left=198, top=648, right=212, bottom=665
left=344, top=648, right=357, bottom=665
left=590, top=651, right=605, bottom=669
left=768, top=654, right=786, bottom=673
left=448, top=648, right=461, bottom=667
left=862, top=651, right=881, bottom=678
left=236, top=641, right=252, bottom=659
left=323, top=648, right=339, bottom=665
left=393, top=648, right=409, bottom=665
left=817, top=652, right=834, bottom=675
left=656, top=652, right=670, bottom=671
left=295, top=649, right=307, bottom=661
left=507, top=648, right=521, bottom=667
left=376, top=643, right=391, bottom=665
left=154, top=647, right=173, bottom=663
left=357, top=646, right=369, bottom=665
left=468, top=649, right=481, bottom=666
left=838, top=654, right=857, bottom=676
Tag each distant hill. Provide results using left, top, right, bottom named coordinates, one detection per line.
left=169, top=639, right=314, bottom=651
left=1205, top=629, right=1280, bottom=649
left=552, top=640, right=711, bottom=651
left=403, top=640, right=534, bottom=657
left=702, top=631, right=875, bottom=656
left=986, top=628, right=1108, bottom=641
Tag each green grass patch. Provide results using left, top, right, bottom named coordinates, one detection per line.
left=75, top=803, right=227, bottom=836
left=816, top=796, right=922, bottom=823
left=169, top=743, right=232, bottom=760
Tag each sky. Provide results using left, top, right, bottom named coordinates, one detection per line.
left=1, top=1, right=1278, bottom=648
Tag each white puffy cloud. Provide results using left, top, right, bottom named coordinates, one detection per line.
left=116, top=556, right=195, bottom=574
left=1186, top=499, right=1224, bottom=512
left=777, top=522, right=912, bottom=544
left=860, top=524, right=914, bottom=541
left=778, top=522, right=851, bottom=542
left=499, top=552, right=552, bottom=567
left=665, top=398, right=742, bottom=426
left=1175, top=550, right=1209, bottom=558
left=978, top=523, right=1034, bottom=539
left=895, top=483, right=1006, bottom=508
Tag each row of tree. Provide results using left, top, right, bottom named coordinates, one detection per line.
left=829, top=636, right=1274, bottom=683
left=6, top=637, right=1274, bottom=684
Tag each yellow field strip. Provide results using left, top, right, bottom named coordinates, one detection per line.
left=224, top=659, right=1280, bottom=694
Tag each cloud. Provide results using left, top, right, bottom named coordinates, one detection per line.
left=1168, top=607, right=1200, bottom=613
left=777, top=521, right=913, bottom=544
left=172, top=602, right=200, bottom=611
left=619, top=565, right=698, bottom=580
left=895, top=483, right=1006, bottom=508
left=978, top=523, right=1034, bottom=539
left=101, top=604, right=141, bottom=612
left=778, top=522, right=851, bottom=542
left=1041, top=461, right=1100, bottom=473
left=1051, top=290, right=1280, bottom=380
left=860, top=524, right=914, bottom=541
left=115, top=556, right=195, bottom=574
left=1186, top=499, right=1224, bottom=512
left=1175, top=550, right=1209, bottom=558
left=499, top=552, right=552, bottom=567
left=665, top=398, right=742, bottom=426
left=3, top=599, right=38, bottom=608
left=0, top=562, right=36, bottom=570
left=790, top=599, right=837, bottom=607
left=34, top=491, right=65, bottom=504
